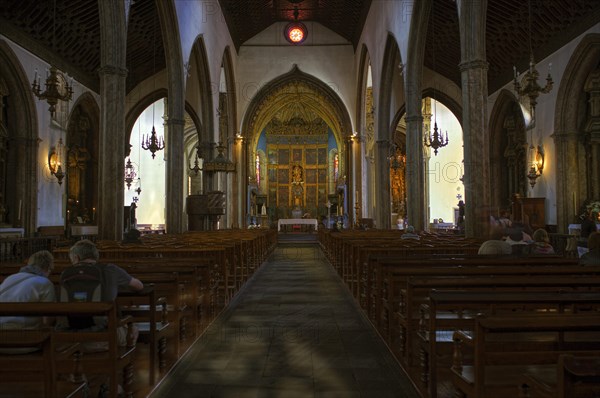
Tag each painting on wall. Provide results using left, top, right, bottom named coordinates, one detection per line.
left=305, top=149, right=317, bottom=165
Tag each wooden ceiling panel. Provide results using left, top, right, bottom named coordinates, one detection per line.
left=0, top=1, right=596, bottom=96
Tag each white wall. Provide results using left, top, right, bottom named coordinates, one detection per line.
left=1, top=36, right=99, bottom=228
left=236, top=22, right=356, bottom=132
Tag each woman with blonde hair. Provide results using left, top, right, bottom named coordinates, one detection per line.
left=529, top=228, right=555, bottom=255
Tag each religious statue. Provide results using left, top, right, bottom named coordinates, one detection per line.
left=292, top=164, right=303, bottom=184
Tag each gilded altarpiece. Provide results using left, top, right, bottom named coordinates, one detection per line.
left=265, top=118, right=328, bottom=218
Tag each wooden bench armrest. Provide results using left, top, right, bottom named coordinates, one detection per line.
left=561, top=354, right=600, bottom=377
left=118, top=315, right=133, bottom=327
left=453, top=329, right=472, bottom=344
left=519, top=373, right=554, bottom=398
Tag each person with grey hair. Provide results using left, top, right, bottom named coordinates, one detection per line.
left=66, top=239, right=143, bottom=304
left=63, top=239, right=143, bottom=348
left=0, top=250, right=56, bottom=353
left=478, top=240, right=512, bottom=255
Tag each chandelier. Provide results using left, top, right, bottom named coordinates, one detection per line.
left=142, top=13, right=165, bottom=159
left=189, top=146, right=201, bottom=175
left=124, top=157, right=137, bottom=189
left=424, top=120, right=448, bottom=156
left=31, top=1, right=73, bottom=117
left=32, top=67, right=73, bottom=118
left=141, top=126, right=165, bottom=159
left=423, top=6, right=449, bottom=156
left=512, top=0, right=553, bottom=116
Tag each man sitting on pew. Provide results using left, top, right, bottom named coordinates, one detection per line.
left=0, top=250, right=56, bottom=353
left=61, top=239, right=144, bottom=349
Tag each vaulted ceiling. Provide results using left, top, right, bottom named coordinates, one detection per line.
left=0, top=0, right=598, bottom=96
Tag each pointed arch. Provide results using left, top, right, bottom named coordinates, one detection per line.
left=189, top=37, right=215, bottom=143
left=0, top=39, right=39, bottom=235
left=241, top=65, right=352, bottom=148
left=377, top=34, right=406, bottom=228
left=65, top=92, right=100, bottom=228
left=488, top=89, right=527, bottom=209
left=553, top=33, right=600, bottom=231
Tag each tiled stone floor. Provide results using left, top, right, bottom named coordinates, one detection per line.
left=150, top=245, right=420, bottom=398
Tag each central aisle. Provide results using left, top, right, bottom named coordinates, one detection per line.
left=151, top=246, right=420, bottom=398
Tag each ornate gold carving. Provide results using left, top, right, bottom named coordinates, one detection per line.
left=266, top=117, right=328, bottom=136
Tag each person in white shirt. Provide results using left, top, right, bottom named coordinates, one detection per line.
left=0, top=250, right=56, bottom=353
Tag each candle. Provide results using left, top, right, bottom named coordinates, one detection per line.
left=17, top=200, right=21, bottom=220
left=92, top=207, right=96, bottom=221
left=573, top=192, right=576, bottom=214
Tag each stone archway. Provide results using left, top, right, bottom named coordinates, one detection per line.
left=65, top=93, right=100, bottom=227
left=0, top=40, right=38, bottom=235
left=489, top=89, right=528, bottom=211
left=553, top=33, right=600, bottom=231
left=241, top=66, right=352, bottom=225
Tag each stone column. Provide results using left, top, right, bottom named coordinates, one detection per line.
left=458, top=0, right=490, bottom=238
left=97, top=65, right=127, bottom=240
left=198, top=141, right=214, bottom=193
left=165, top=117, right=185, bottom=233
left=553, top=131, right=580, bottom=231
left=404, top=115, right=426, bottom=231
left=353, top=135, right=362, bottom=222
left=375, top=139, right=391, bottom=229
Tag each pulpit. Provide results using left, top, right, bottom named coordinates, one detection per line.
left=187, top=191, right=225, bottom=231
left=512, top=195, right=545, bottom=230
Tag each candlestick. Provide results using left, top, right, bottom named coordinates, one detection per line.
left=92, top=207, right=96, bottom=222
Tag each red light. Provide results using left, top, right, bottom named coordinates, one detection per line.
left=284, top=22, right=307, bottom=44
left=289, top=28, right=304, bottom=43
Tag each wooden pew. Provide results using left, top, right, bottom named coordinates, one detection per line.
left=402, top=274, right=600, bottom=371
left=418, top=290, right=600, bottom=398
left=0, top=328, right=86, bottom=398
left=520, top=354, right=600, bottom=398
left=0, top=302, right=136, bottom=398
left=118, top=285, right=171, bottom=386
left=450, top=314, right=600, bottom=398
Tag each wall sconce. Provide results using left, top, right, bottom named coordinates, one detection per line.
left=527, top=145, right=544, bottom=188
left=48, top=138, right=65, bottom=185
left=350, top=132, right=362, bottom=142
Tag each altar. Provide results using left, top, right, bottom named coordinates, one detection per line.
left=277, top=218, right=318, bottom=232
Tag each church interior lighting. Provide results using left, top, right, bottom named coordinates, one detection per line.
left=47, top=137, right=65, bottom=185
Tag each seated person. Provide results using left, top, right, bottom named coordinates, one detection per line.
left=0, top=250, right=55, bottom=353
left=528, top=228, right=555, bottom=255
left=60, top=239, right=144, bottom=350
left=579, top=212, right=598, bottom=248
left=401, top=225, right=420, bottom=240
left=579, top=232, right=600, bottom=266
left=478, top=240, right=512, bottom=255
left=505, top=229, right=530, bottom=255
